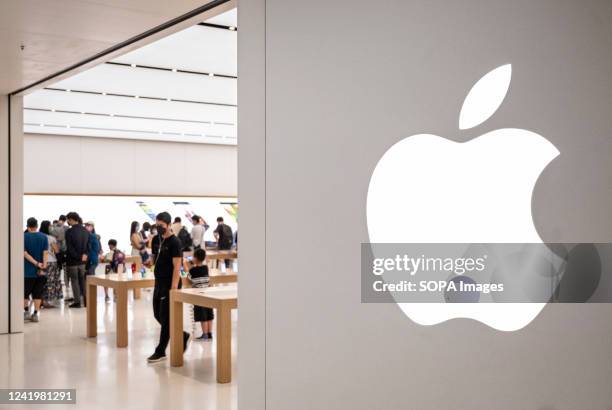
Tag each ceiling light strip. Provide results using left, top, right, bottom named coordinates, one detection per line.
left=106, top=61, right=237, bottom=79
left=24, top=122, right=237, bottom=140
left=43, top=87, right=237, bottom=108
left=24, top=107, right=235, bottom=126
left=197, top=22, right=237, bottom=31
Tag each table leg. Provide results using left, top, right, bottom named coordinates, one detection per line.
left=170, top=292, right=184, bottom=367
left=116, top=287, right=128, bottom=348
left=216, top=306, right=232, bottom=383
left=133, top=288, right=141, bottom=299
left=86, top=282, right=97, bottom=338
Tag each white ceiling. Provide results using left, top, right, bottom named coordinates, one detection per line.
left=23, top=8, right=238, bottom=145
left=0, top=0, right=228, bottom=94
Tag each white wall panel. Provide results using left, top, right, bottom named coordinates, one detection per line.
left=24, top=133, right=236, bottom=196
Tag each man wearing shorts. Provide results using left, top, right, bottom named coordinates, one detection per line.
left=24, top=217, right=48, bottom=323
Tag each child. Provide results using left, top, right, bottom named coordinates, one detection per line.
left=101, top=239, right=126, bottom=302
left=187, top=248, right=214, bottom=340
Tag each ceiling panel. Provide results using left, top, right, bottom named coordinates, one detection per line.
left=112, top=25, right=237, bottom=76
left=204, top=8, right=237, bottom=27
left=24, top=89, right=236, bottom=123
left=22, top=7, right=238, bottom=145
left=0, top=0, right=223, bottom=94
left=24, top=109, right=235, bottom=137
left=49, top=63, right=236, bottom=105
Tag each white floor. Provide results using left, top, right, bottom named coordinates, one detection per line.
left=0, top=288, right=237, bottom=410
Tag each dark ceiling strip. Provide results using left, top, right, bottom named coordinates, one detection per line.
left=9, top=0, right=232, bottom=96
left=105, top=61, right=237, bottom=79
left=24, top=107, right=235, bottom=126
left=197, top=22, right=237, bottom=31
left=43, top=87, right=238, bottom=108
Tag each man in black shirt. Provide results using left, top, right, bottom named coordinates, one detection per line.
left=64, top=212, right=90, bottom=308
left=213, top=216, right=234, bottom=268
left=147, top=212, right=190, bottom=363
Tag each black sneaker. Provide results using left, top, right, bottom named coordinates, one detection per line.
left=68, top=302, right=82, bottom=308
left=183, top=332, right=190, bottom=353
left=147, top=352, right=166, bottom=363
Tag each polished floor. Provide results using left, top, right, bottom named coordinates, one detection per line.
left=0, top=287, right=237, bottom=410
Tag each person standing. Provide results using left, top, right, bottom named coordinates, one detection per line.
left=213, top=217, right=234, bottom=268
left=65, top=212, right=90, bottom=308
left=140, top=222, right=152, bottom=243
left=171, top=216, right=182, bottom=236
left=149, top=225, right=161, bottom=264
left=51, top=215, right=70, bottom=301
left=85, top=221, right=101, bottom=276
left=101, top=239, right=126, bottom=302
left=130, top=221, right=150, bottom=264
left=185, top=248, right=214, bottom=340
left=190, top=215, right=208, bottom=251
left=147, top=212, right=190, bottom=363
left=40, top=220, right=62, bottom=307
left=24, top=217, right=48, bottom=322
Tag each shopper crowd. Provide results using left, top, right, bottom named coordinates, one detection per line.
left=23, top=211, right=235, bottom=333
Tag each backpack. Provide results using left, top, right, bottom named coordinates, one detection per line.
left=178, top=227, right=193, bottom=250
left=220, top=224, right=233, bottom=247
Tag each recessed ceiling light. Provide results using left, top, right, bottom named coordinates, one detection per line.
left=109, top=113, right=114, bottom=117
left=208, top=72, right=214, bottom=77
left=131, top=63, right=136, bottom=68
left=102, top=92, right=107, bottom=96
left=81, top=111, right=85, bottom=114
left=51, top=109, right=56, bottom=112
left=134, top=95, right=140, bottom=98
left=66, top=89, right=71, bottom=92
left=229, top=26, right=236, bottom=31
left=166, top=98, right=171, bottom=102
left=172, top=68, right=177, bottom=73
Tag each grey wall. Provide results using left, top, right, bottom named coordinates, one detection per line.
left=241, top=0, right=612, bottom=408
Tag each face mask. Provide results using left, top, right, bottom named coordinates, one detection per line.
left=157, top=225, right=166, bottom=236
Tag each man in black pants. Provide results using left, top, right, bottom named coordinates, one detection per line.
left=147, top=212, right=190, bottom=363
left=65, top=212, right=90, bottom=308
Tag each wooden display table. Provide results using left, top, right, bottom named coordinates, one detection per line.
left=205, top=249, right=238, bottom=269
left=86, top=272, right=237, bottom=348
left=170, top=286, right=238, bottom=383
left=86, top=273, right=154, bottom=347
left=124, top=255, right=144, bottom=299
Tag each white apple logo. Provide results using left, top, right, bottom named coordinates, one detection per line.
left=366, top=64, right=560, bottom=331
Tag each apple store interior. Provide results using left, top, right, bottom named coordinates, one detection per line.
left=2, top=3, right=240, bottom=409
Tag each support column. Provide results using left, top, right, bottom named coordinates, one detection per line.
left=9, top=95, right=24, bottom=334
left=0, top=96, right=8, bottom=335
left=237, top=0, right=267, bottom=407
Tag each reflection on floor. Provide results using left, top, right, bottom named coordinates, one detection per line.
left=0, top=288, right=237, bottom=410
